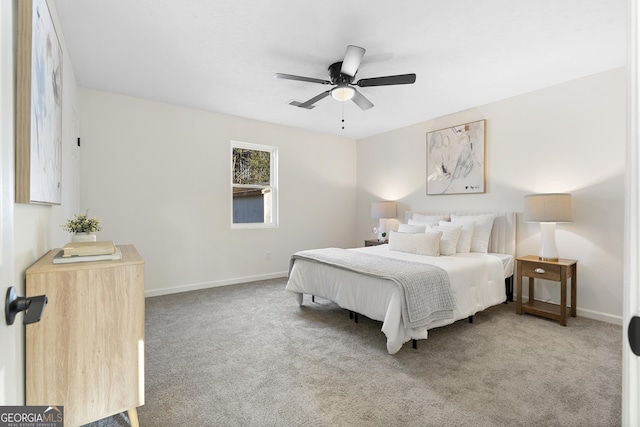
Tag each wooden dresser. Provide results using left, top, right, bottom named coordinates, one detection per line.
left=25, top=245, right=145, bottom=427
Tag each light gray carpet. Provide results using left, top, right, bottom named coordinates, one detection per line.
left=85, top=278, right=621, bottom=427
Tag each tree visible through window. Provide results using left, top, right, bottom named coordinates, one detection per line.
left=231, top=141, right=278, bottom=227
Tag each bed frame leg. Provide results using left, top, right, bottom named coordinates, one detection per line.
left=504, top=276, right=514, bottom=303
left=354, top=312, right=359, bottom=323
left=312, top=295, right=315, bottom=303
left=468, top=315, right=474, bottom=324
left=412, top=339, right=417, bottom=350
left=349, top=311, right=353, bottom=320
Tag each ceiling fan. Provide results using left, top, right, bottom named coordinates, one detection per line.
left=274, top=45, right=416, bottom=111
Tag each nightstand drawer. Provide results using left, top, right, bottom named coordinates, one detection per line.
left=521, top=262, right=561, bottom=281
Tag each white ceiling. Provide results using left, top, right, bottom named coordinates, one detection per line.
left=52, top=0, right=627, bottom=140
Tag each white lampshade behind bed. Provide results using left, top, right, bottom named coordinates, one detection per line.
left=371, top=201, right=397, bottom=242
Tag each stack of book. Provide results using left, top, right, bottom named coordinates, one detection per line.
left=53, top=241, right=122, bottom=264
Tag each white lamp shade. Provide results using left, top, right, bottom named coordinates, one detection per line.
left=331, top=86, right=355, bottom=102
left=524, top=193, right=573, bottom=223
left=371, top=201, right=397, bottom=219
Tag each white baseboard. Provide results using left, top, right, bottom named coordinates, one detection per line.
left=144, top=271, right=289, bottom=298
left=576, top=307, right=623, bottom=325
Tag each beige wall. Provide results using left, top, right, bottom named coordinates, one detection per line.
left=78, top=89, right=357, bottom=296
left=356, top=68, right=626, bottom=323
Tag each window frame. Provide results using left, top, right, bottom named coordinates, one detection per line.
left=230, top=140, right=278, bottom=229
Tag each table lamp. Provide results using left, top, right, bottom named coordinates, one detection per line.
left=524, top=193, right=573, bottom=261
left=371, top=201, right=397, bottom=242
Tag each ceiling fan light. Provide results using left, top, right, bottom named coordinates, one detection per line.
left=331, top=86, right=355, bottom=102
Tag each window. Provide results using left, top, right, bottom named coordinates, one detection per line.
left=231, top=141, right=278, bottom=228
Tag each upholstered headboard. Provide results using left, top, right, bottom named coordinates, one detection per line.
left=404, top=211, right=516, bottom=257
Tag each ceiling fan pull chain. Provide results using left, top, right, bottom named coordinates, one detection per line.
left=341, top=103, right=345, bottom=130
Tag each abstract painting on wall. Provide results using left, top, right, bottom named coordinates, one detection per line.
left=426, top=120, right=486, bottom=195
left=16, top=0, right=63, bottom=205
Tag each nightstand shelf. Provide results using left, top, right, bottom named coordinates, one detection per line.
left=516, top=255, right=577, bottom=326
left=520, top=299, right=570, bottom=321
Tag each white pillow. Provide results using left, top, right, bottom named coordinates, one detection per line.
left=439, top=220, right=475, bottom=253
left=411, top=213, right=450, bottom=223
left=408, top=218, right=439, bottom=227
left=426, top=225, right=462, bottom=256
left=388, top=230, right=442, bottom=256
left=450, top=214, right=496, bottom=253
left=398, top=223, right=426, bottom=233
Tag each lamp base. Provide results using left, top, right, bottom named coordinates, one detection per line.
left=538, top=222, right=560, bottom=262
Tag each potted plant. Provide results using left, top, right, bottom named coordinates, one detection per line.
left=373, top=227, right=388, bottom=242
left=62, top=210, right=103, bottom=242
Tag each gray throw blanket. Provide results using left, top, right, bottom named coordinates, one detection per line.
left=289, top=248, right=455, bottom=329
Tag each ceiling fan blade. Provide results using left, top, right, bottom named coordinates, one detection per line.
left=298, top=90, right=332, bottom=109
left=340, top=45, right=366, bottom=77
left=351, top=88, right=374, bottom=111
left=274, top=73, right=331, bottom=85
left=356, top=73, right=416, bottom=87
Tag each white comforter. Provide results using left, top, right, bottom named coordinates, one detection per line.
left=286, top=244, right=507, bottom=354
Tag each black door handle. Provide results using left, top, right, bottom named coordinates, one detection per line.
left=5, top=287, right=48, bottom=325
left=629, top=316, right=640, bottom=356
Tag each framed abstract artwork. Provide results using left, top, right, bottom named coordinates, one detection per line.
left=16, top=0, right=63, bottom=205
left=426, top=119, right=486, bottom=195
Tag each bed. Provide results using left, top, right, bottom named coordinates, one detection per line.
left=286, top=211, right=516, bottom=354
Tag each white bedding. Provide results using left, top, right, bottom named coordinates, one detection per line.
left=286, top=244, right=508, bottom=354
left=493, top=252, right=515, bottom=279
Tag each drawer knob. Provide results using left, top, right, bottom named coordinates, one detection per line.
left=534, top=268, right=546, bottom=274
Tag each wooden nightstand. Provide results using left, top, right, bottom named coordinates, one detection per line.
left=364, top=239, right=387, bottom=247
left=516, top=255, right=577, bottom=326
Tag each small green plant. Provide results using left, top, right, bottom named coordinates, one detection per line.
left=61, top=210, right=102, bottom=233
left=373, top=227, right=388, bottom=241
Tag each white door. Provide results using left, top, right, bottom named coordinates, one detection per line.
left=625, top=1, right=640, bottom=425
left=0, top=0, right=19, bottom=405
